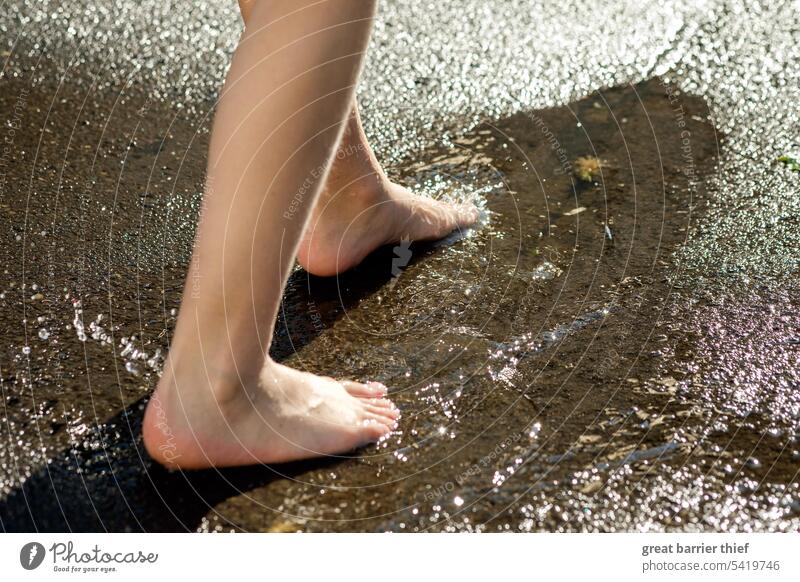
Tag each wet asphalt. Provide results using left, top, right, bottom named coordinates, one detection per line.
left=0, top=1, right=798, bottom=531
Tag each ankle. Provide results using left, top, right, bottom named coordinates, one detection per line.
left=322, top=159, right=385, bottom=206
left=156, top=349, right=264, bottom=410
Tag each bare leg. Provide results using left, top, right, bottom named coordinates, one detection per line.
left=240, top=1, right=480, bottom=277
left=143, top=0, right=397, bottom=470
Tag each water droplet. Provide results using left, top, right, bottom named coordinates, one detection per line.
left=38, top=328, right=50, bottom=340
left=746, top=457, right=761, bottom=469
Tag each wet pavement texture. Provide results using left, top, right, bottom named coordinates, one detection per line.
left=1, top=1, right=799, bottom=532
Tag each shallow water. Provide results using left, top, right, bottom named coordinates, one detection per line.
left=1, top=1, right=799, bottom=532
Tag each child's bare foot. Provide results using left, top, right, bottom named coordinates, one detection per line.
left=143, top=360, right=398, bottom=470
left=297, top=106, right=479, bottom=277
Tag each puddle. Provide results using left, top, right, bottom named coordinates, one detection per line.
left=1, top=64, right=798, bottom=533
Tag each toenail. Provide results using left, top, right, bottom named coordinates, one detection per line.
left=367, top=381, right=388, bottom=394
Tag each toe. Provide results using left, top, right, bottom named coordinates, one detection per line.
left=367, top=397, right=397, bottom=409
left=456, top=202, right=480, bottom=225
left=360, top=421, right=392, bottom=443
left=343, top=380, right=388, bottom=398
left=365, top=401, right=400, bottom=420
left=363, top=411, right=397, bottom=428
left=405, top=197, right=479, bottom=241
left=443, top=200, right=479, bottom=230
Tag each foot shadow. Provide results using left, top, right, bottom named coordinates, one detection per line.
left=0, top=400, right=345, bottom=532
left=271, top=240, right=440, bottom=360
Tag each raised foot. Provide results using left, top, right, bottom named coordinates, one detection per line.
left=297, top=180, right=480, bottom=277
left=143, top=361, right=398, bottom=470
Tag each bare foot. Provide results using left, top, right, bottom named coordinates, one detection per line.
left=297, top=106, right=479, bottom=277
left=143, top=360, right=398, bottom=470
